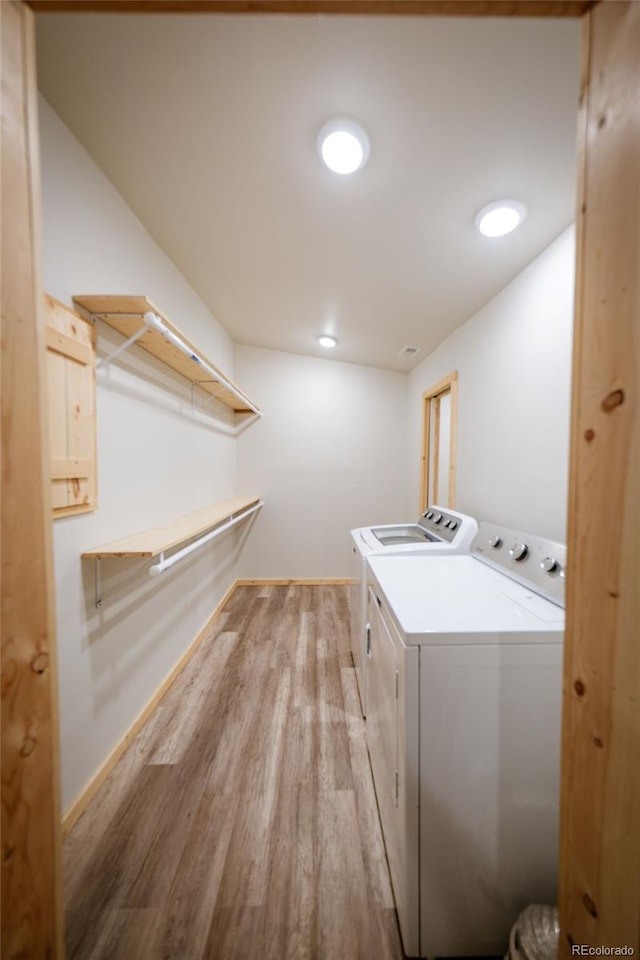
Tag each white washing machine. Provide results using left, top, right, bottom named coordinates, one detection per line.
left=349, top=506, right=477, bottom=717
left=365, top=522, right=566, bottom=959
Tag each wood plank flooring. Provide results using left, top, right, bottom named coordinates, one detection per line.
left=64, top=585, right=405, bottom=960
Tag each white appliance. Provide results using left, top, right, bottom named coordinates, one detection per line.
left=349, top=506, right=477, bottom=717
left=365, top=522, right=566, bottom=959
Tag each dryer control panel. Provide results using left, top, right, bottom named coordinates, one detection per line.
left=471, top=522, right=567, bottom=607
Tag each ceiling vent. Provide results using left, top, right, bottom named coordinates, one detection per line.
left=399, top=345, right=421, bottom=359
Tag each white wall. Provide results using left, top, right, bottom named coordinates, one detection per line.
left=408, top=226, right=575, bottom=542
left=39, top=97, right=241, bottom=810
left=235, top=346, right=408, bottom=578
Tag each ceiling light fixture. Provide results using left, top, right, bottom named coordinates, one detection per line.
left=475, top=200, right=527, bottom=238
left=317, top=335, right=337, bottom=349
left=318, top=119, right=370, bottom=175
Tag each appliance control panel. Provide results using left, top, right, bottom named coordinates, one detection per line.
left=471, top=522, right=567, bottom=607
left=419, top=506, right=464, bottom=543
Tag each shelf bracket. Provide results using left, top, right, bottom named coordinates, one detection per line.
left=96, top=314, right=155, bottom=368
left=95, top=557, right=102, bottom=608
left=195, top=388, right=223, bottom=411
left=193, top=392, right=262, bottom=433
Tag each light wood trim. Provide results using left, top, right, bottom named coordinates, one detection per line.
left=49, top=504, right=97, bottom=520
left=45, top=326, right=92, bottom=365
left=1, top=3, right=65, bottom=956
left=559, top=2, right=640, bottom=956
left=235, top=578, right=355, bottom=585
left=421, top=370, right=459, bottom=400
left=50, top=458, right=92, bottom=480
left=45, top=295, right=98, bottom=519
left=82, top=495, right=261, bottom=558
left=432, top=395, right=441, bottom=505
left=419, top=371, right=458, bottom=511
left=26, top=0, right=593, bottom=15
left=420, top=396, right=431, bottom=513
left=448, top=373, right=458, bottom=506
left=73, top=294, right=259, bottom=415
left=62, top=578, right=239, bottom=836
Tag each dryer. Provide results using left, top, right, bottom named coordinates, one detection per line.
left=366, top=522, right=566, bottom=959
left=349, top=506, right=477, bottom=716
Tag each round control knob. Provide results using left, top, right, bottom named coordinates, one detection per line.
left=433, top=513, right=443, bottom=524
left=426, top=511, right=433, bottom=519
left=489, top=536, right=502, bottom=549
left=509, top=543, right=528, bottom=561
left=540, top=557, right=558, bottom=574
left=444, top=519, right=451, bottom=528
left=450, top=520, right=458, bottom=531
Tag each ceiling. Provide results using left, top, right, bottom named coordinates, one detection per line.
left=35, top=14, right=580, bottom=371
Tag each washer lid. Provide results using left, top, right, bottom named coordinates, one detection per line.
left=367, top=554, right=564, bottom=644
left=350, top=507, right=477, bottom=556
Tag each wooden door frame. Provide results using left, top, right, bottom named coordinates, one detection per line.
left=4, top=2, right=640, bottom=957
left=1, top=2, right=64, bottom=957
left=419, top=371, right=458, bottom=511
left=558, top=3, right=640, bottom=955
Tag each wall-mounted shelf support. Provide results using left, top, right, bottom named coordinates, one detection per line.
left=149, top=500, right=263, bottom=577
left=195, top=389, right=221, bottom=412
left=96, top=313, right=155, bottom=369
left=95, top=557, right=102, bottom=608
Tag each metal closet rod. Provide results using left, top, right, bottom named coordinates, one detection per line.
left=98, top=310, right=261, bottom=417
left=148, top=500, right=264, bottom=578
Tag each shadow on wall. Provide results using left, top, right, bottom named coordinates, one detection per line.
left=96, top=323, right=238, bottom=437
left=80, top=526, right=244, bottom=713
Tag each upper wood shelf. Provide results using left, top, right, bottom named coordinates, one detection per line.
left=82, top=495, right=261, bottom=559
left=73, top=295, right=259, bottom=415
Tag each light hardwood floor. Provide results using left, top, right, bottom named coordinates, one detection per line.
left=64, top=585, right=405, bottom=960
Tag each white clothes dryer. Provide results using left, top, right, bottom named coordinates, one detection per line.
left=349, top=506, right=477, bottom=716
left=365, top=522, right=566, bottom=959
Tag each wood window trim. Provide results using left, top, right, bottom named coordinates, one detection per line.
left=419, top=370, right=458, bottom=512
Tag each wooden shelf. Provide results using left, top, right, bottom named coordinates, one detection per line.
left=73, top=295, right=259, bottom=415
left=82, top=495, right=261, bottom=559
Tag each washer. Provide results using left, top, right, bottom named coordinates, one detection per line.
left=350, top=506, right=477, bottom=716
left=365, top=522, right=566, bottom=959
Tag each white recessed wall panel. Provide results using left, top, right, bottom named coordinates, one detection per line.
left=407, top=226, right=575, bottom=542
left=39, top=97, right=238, bottom=811
left=235, top=346, right=408, bottom=579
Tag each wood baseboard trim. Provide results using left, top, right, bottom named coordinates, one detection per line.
left=235, top=578, right=355, bottom=585
left=61, top=578, right=239, bottom=837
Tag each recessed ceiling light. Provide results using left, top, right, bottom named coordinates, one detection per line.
left=318, top=120, right=370, bottom=175
left=317, top=335, right=337, bottom=349
left=475, top=200, right=527, bottom=238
